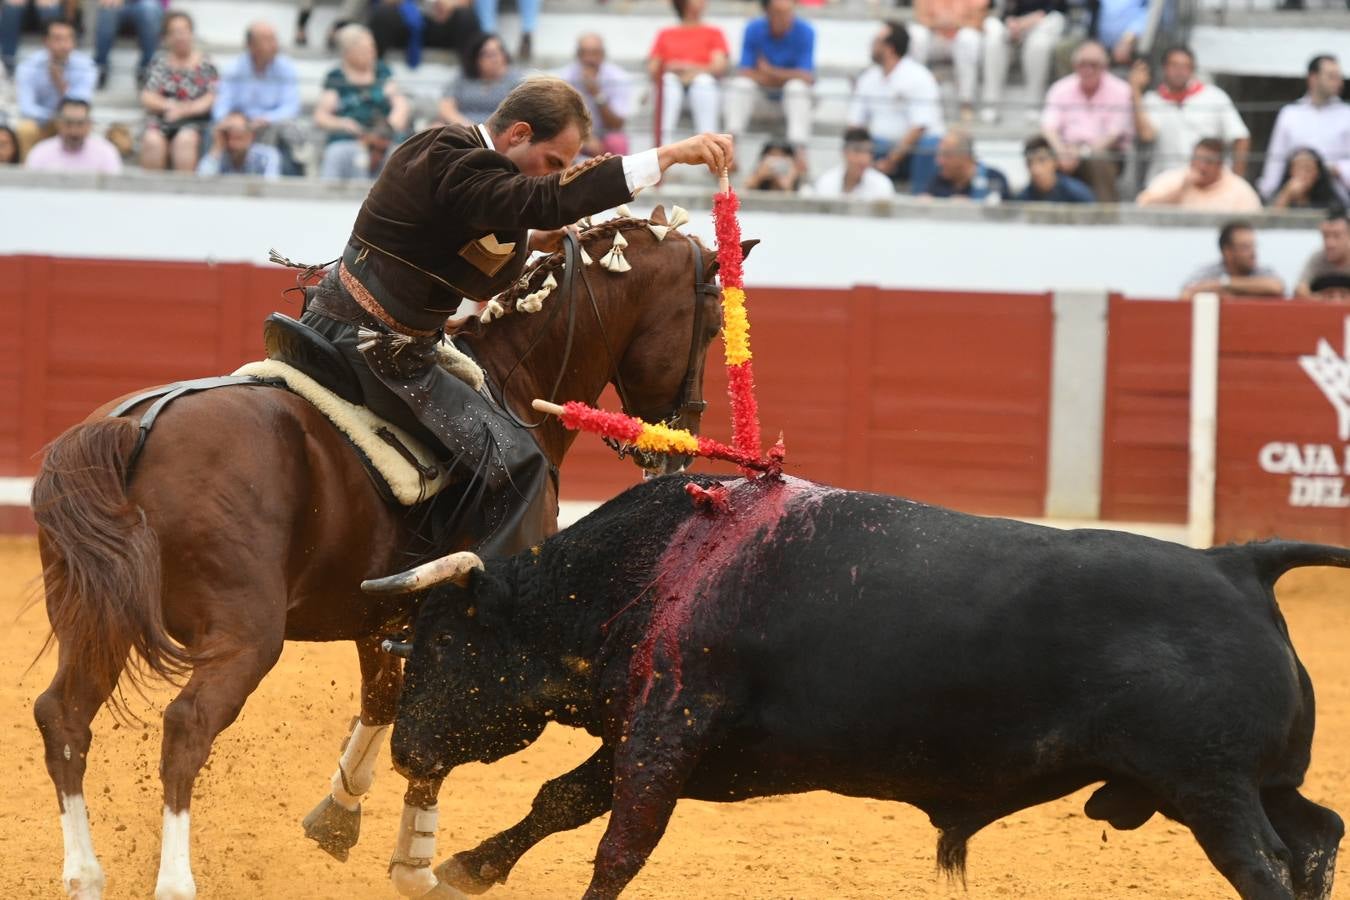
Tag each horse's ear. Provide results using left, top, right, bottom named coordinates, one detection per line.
left=706, top=239, right=759, bottom=283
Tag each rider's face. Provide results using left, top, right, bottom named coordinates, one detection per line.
left=501, top=122, right=584, bottom=177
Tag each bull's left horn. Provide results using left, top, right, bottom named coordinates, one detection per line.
left=361, top=551, right=484, bottom=595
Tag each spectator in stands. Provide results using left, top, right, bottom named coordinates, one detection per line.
left=745, top=137, right=805, bottom=191
left=0, top=0, right=67, bottom=79
left=1129, top=46, right=1250, bottom=183
left=1041, top=40, right=1132, bottom=202
left=1136, top=138, right=1262, bottom=212
left=93, top=0, right=162, bottom=89
left=1259, top=56, right=1350, bottom=201
left=847, top=21, right=944, bottom=192
left=213, top=21, right=303, bottom=174
left=559, top=33, right=633, bottom=157
left=471, top=0, right=536, bottom=62
left=648, top=0, right=729, bottom=138
left=197, top=110, right=281, bottom=177
left=810, top=127, right=895, bottom=199
left=0, top=124, right=18, bottom=164
left=920, top=127, right=1009, bottom=200
left=24, top=96, right=122, bottom=172
left=907, top=0, right=985, bottom=122
left=438, top=33, right=523, bottom=127
left=13, top=20, right=94, bottom=157
left=1271, top=148, right=1349, bottom=211
left=1180, top=220, right=1285, bottom=301
left=1295, top=209, right=1350, bottom=297
left=1015, top=135, right=1094, bottom=201
left=980, top=0, right=1065, bottom=125
left=368, top=0, right=481, bottom=69
left=315, top=24, right=409, bottom=180
left=1093, top=0, right=1148, bottom=67
left=723, top=0, right=814, bottom=147
left=140, top=11, right=219, bottom=172
left=1310, top=272, right=1350, bottom=303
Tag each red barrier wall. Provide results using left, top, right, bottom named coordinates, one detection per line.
left=1, top=256, right=1055, bottom=523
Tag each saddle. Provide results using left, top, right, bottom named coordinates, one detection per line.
left=263, top=313, right=363, bottom=405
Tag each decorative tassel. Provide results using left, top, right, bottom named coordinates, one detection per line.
left=667, top=206, right=690, bottom=230
left=516, top=272, right=557, bottom=313
left=647, top=223, right=669, bottom=242
left=600, top=231, right=631, bottom=273
left=576, top=216, right=593, bottom=230
left=614, top=204, right=633, bottom=219
left=479, top=298, right=506, bottom=324
left=580, top=245, right=593, bottom=266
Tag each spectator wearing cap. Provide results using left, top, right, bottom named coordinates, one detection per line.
left=24, top=96, right=122, bottom=173
left=13, top=20, right=95, bottom=157
left=907, top=0, right=985, bottom=122
left=920, top=127, right=1009, bottom=200
left=745, top=138, right=806, bottom=192
left=560, top=33, right=633, bottom=157
left=979, top=0, right=1066, bottom=125
left=1259, top=56, right=1350, bottom=201
left=197, top=110, right=282, bottom=177
left=1129, top=46, right=1250, bottom=183
left=93, top=0, right=162, bottom=89
left=1295, top=209, right=1350, bottom=297
left=723, top=0, right=815, bottom=147
left=847, top=20, right=944, bottom=192
left=1310, top=272, right=1350, bottom=303
left=648, top=0, right=729, bottom=137
left=810, top=128, right=895, bottom=199
left=213, top=21, right=303, bottom=173
left=1180, top=221, right=1285, bottom=301
left=1136, top=138, right=1262, bottom=212
left=1041, top=40, right=1132, bottom=201
left=1015, top=135, right=1094, bottom=202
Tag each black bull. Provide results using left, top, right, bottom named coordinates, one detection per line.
left=392, top=473, right=1346, bottom=900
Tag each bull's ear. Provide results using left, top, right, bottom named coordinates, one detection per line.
left=706, top=238, right=760, bottom=283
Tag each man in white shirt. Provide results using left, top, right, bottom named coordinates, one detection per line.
left=847, top=20, right=944, bottom=192
left=811, top=127, right=896, bottom=199
left=1129, top=46, right=1250, bottom=183
left=1259, top=55, right=1350, bottom=200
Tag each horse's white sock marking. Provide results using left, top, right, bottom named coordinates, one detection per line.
left=331, top=721, right=390, bottom=811
left=154, top=807, right=195, bottom=900
left=59, top=794, right=104, bottom=899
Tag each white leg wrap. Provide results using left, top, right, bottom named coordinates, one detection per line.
left=331, top=721, right=391, bottom=811
left=390, top=804, right=444, bottom=898
left=154, top=808, right=196, bottom=900
left=59, top=794, right=104, bottom=900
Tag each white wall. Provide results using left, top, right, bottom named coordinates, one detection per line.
left=0, top=185, right=1321, bottom=298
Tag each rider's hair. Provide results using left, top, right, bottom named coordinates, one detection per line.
left=488, top=76, right=593, bottom=144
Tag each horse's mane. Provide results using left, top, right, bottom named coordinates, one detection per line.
left=491, top=215, right=710, bottom=315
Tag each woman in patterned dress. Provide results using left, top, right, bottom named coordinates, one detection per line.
left=139, top=10, right=218, bottom=172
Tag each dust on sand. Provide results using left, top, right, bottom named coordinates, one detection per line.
left=2, top=536, right=1346, bottom=898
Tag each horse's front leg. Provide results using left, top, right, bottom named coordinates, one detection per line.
left=390, top=776, right=465, bottom=899
left=303, top=635, right=401, bottom=861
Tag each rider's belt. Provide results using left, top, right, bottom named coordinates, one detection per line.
left=340, top=242, right=460, bottom=338
left=337, top=259, right=438, bottom=338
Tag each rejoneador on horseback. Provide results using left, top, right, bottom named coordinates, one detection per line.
left=29, top=74, right=739, bottom=900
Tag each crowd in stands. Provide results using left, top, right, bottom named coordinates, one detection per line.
left=0, top=0, right=1347, bottom=299
left=1181, top=209, right=1350, bottom=301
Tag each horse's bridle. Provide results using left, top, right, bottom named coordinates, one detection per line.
left=495, top=228, right=719, bottom=470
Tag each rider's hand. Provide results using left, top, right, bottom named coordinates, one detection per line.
left=658, top=133, right=735, bottom=179
left=529, top=225, right=578, bottom=254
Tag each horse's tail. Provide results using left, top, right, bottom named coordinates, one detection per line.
left=30, top=418, right=191, bottom=709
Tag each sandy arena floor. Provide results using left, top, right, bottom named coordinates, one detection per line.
left=2, top=534, right=1347, bottom=899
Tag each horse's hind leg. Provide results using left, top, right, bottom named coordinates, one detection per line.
left=34, top=643, right=129, bottom=900
left=155, top=624, right=283, bottom=900
left=1263, top=787, right=1343, bottom=900
left=303, top=636, right=401, bottom=861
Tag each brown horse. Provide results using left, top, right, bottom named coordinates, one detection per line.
left=30, top=219, right=749, bottom=900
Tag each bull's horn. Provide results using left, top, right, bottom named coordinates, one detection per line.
left=361, top=551, right=484, bottom=595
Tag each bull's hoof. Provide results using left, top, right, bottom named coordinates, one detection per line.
left=435, top=854, right=503, bottom=895
left=302, top=794, right=361, bottom=862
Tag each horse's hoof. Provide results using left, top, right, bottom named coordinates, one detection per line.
left=435, top=854, right=501, bottom=895
left=68, top=883, right=103, bottom=900
left=302, top=794, right=360, bottom=862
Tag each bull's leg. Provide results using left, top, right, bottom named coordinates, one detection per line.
left=156, top=629, right=284, bottom=900
left=34, top=642, right=129, bottom=900
left=303, top=637, right=401, bottom=861
left=438, top=748, right=615, bottom=894
left=1262, top=787, right=1343, bottom=900
left=1173, top=783, right=1296, bottom=900
left=388, top=776, right=468, bottom=899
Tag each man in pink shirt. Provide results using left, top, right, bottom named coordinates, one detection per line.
left=24, top=97, right=123, bottom=174
left=1040, top=40, right=1132, bottom=200
left=1136, top=138, right=1262, bottom=212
